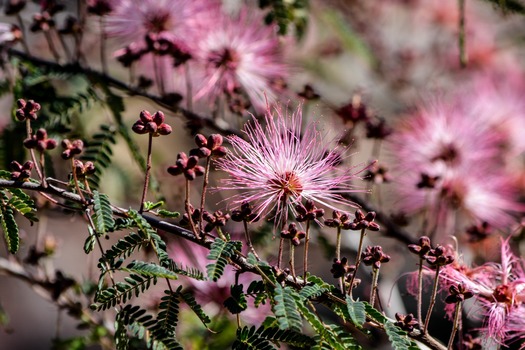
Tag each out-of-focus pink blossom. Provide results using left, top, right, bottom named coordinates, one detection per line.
left=389, top=97, right=523, bottom=238
left=193, top=7, right=287, bottom=111
left=216, top=105, right=366, bottom=226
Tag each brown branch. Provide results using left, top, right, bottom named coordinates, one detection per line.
left=6, top=48, right=241, bottom=137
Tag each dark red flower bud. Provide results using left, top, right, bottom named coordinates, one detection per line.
left=139, top=110, right=152, bottom=123
left=157, top=123, right=172, bottom=135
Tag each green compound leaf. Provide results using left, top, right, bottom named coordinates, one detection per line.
left=179, top=289, right=211, bottom=327
left=346, top=296, right=366, bottom=327
left=384, top=321, right=420, bottom=350
left=224, top=284, right=248, bottom=314
left=124, top=260, right=178, bottom=280
left=92, top=191, right=114, bottom=234
left=0, top=201, right=19, bottom=253
left=233, top=323, right=316, bottom=350
left=7, top=188, right=38, bottom=223
left=206, top=238, right=242, bottom=281
left=273, top=285, right=302, bottom=332
left=92, top=274, right=156, bottom=311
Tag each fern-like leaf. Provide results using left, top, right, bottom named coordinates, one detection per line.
left=179, top=289, right=211, bottom=326
left=92, top=274, right=156, bottom=310
left=233, top=326, right=276, bottom=350
left=149, top=290, right=183, bottom=350
left=224, top=284, right=248, bottom=314
left=299, top=283, right=327, bottom=300
left=206, top=238, right=242, bottom=281
left=259, top=326, right=316, bottom=348
left=273, top=285, right=302, bottom=332
left=82, top=124, right=117, bottom=189
left=165, top=260, right=205, bottom=281
left=346, top=297, right=366, bottom=327
left=6, top=188, right=38, bottom=223
left=102, top=232, right=149, bottom=265
left=384, top=321, right=419, bottom=350
left=0, top=199, right=19, bottom=253
left=92, top=191, right=115, bottom=234
left=124, top=261, right=178, bottom=280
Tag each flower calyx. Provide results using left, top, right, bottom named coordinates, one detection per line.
left=190, top=134, right=227, bottom=158
left=394, top=313, right=419, bottom=332
left=280, top=223, right=306, bottom=246
left=132, top=110, right=172, bottom=137
left=330, top=257, right=355, bottom=279
left=408, top=236, right=432, bottom=258
left=445, top=283, right=474, bottom=304
left=347, top=209, right=380, bottom=231
left=296, top=200, right=324, bottom=222
left=231, top=201, right=259, bottom=222
left=16, top=99, right=40, bottom=121
left=362, top=245, right=391, bottom=270
left=23, top=128, right=57, bottom=152
left=10, top=160, right=33, bottom=182
left=61, top=139, right=84, bottom=159
left=167, top=152, right=205, bottom=181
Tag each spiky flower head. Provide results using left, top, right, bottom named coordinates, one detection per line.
left=216, top=105, right=366, bottom=227
left=440, top=239, right=525, bottom=347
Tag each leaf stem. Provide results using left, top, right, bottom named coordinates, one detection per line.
left=424, top=266, right=441, bottom=333
left=138, top=133, right=153, bottom=213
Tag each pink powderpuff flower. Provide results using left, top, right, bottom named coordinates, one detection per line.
left=389, top=97, right=523, bottom=237
left=440, top=239, right=525, bottom=347
left=216, top=104, right=367, bottom=226
left=193, top=7, right=287, bottom=112
left=168, top=240, right=270, bottom=325
left=106, top=0, right=217, bottom=48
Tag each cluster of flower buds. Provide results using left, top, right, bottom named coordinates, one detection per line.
left=202, top=210, right=230, bottom=233
left=424, top=245, right=455, bottom=268
left=30, top=11, right=55, bottom=32
left=296, top=200, right=324, bottom=222
left=280, top=223, right=306, bottom=246
left=61, top=139, right=84, bottom=159
left=179, top=205, right=200, bottom=227
left=132, top=110, right=172, bottom=137
left=445, top=283, right=474, bottom=304
left=408, top=236, right=432, bottom=258
left=394, top=313, right=419, bottom=332
left=23, top=128, right=57, bottom=152
left=144, top=33, right=192, bottom=66
left=362, top=245, right=391, bottom=270
left=347, top=210, right=380, bottom=231
left=15, top=99, right=41, bottom=121
left=73, top=160, right=95, bottom=180
left=297, top=84, right=320, bottom=101
left=4, top=0, right=27, bottom=15
left=365, top=117, right=393, bottom=140
left=324, top=210, right=352, bottom=229
left=86, top=0, right=113, bottom=16
left=364, top=162, right=391, bottom=184
left=416, top=173, right=440, bottom=189
left=10, top=160, right=33, bottom=182
left=330, top=257, right=355, bottom=279
left=231, top=201, right=259, bottom=222
left=336, top=94, right=369, bottom=125
left=167, top=152, right=204, bottom=181
left=190, top=134, right=227, bottom=158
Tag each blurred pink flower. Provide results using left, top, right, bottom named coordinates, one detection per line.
left=216, top=105, right=366, bottom=226
left=107, top=0, right=216, bottom=46
left=389, top=97, right=522, bottom=237
left=440, top=239, right=525, bottom=347
left=193, top=7, right=287, bottom=111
